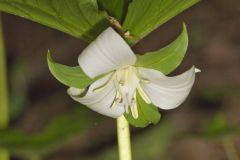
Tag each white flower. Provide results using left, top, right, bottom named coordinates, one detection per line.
left=67, top=28, right=200, bottom=119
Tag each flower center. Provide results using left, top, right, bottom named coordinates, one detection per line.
left=113, top=66, right=152, bottom=119
left=93, top=66, right=151, bottom=119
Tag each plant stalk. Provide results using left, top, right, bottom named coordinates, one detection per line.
left=222, top=137, right=239, bottom=160
left=0, top=13, right=10, bottom=160
left=117, top=116, right=132, bottom=160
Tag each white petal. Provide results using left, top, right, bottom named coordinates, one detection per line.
left=78, top=27, right=136, bottom=79
left=138, top=67, right=198, bottom=110
left=67, top=74, right=125, bottom=118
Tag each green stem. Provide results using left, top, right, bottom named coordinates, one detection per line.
left=30, top=155, right=41, bottom=160
left=0, top=13, right=9, bottom=160
left=117, top=116, right=132, bottom=160
left=222, top=137, right=239, bottom=160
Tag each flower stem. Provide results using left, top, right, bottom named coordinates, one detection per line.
left=30, top=155, right=41, bottom=160
left=0, top=13, right=9, bottom=160
left=222, top=137, right=239, bottom=160
left=117, top=116, right=132, bottom=160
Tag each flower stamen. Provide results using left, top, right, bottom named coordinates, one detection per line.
left=130, top=92, right=138, bottom=119
left=115, top=91, right=123, bottom=102
left=93, top=73, right=115, bottom=93
left=111, top=100, right=117, bottom=109
left=124, top=103, right=129, bottom=113
left=124, top=68, right=129, bottom=83
left=137, top=84, right=151, bottom=104
left=141, top=78, right=150, bottom=84
left=111, top=91, right=122, bottom=109
left=119, top=81, right=125, bottom=86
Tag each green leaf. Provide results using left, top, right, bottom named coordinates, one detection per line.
left=198, top=114, right=240, bottom=139
left=0, top=0, right=110, bottom=42
left=123, top=0, right=199, bottom=44
left=124, top=92, right=161, bottom=127
left=47, top=51, right=95, bottom=89
left=98, top=0, right=131, bottom=22
left=0, top=107, right=96, bottom=158
left=136, top=24, right=188, bottom=75
left=202, top=114, right=227, bottom=136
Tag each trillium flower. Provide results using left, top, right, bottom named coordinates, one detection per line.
left=65, top=27, right=200, bottom=119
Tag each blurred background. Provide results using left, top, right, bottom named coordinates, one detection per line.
left=1, top=0, right=240, bottom=159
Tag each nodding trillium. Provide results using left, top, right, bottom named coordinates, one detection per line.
left=48, top=26, right=200, bottom=127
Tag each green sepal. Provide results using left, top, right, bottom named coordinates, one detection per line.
left=47, top=51, right=97, bottom=89
left=136, top=23, right=188, bottom=75
left=124, top=92, right=161, bottom=128
left=123, top=0, right=200, bottom=44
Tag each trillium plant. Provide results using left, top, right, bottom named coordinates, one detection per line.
left=0, top=0, right=201, bottom=159
left=48, top=25, right=200, bottom=159
left=50, top=27, right=199, bottom=119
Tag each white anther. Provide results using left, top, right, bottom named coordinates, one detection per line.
left=130, top=92, right=138, bottom=119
